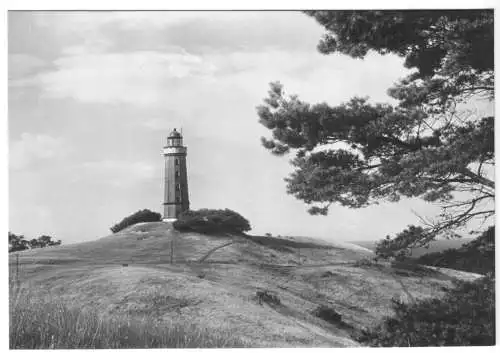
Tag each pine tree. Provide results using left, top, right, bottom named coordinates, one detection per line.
left=256, top=10, right=494, bottom=252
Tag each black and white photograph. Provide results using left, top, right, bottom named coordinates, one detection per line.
left=7, top=3, right=496, bottom=349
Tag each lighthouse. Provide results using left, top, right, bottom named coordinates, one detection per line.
left=162, top=128, right=190, bottom=221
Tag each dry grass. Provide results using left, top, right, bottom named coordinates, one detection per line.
left=9, top=285, right=246, bottom=349
left=8, top=223, right=481, bottom=348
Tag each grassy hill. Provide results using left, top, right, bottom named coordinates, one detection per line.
left=9, top=222, right=483, bottom=348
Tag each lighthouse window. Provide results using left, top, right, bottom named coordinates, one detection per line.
left=175, top=159, right=179, bottom=166
left=175, top=171, right=180, bottom=177
left=176, top=184, right=181, bottom=190
left=176, top=196, right=181, bottom=202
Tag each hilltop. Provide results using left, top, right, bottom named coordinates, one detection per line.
left=9, top=222, right=483, bottom=348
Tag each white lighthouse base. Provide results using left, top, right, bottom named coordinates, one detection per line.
left=162, top=218, right=177, bottom=223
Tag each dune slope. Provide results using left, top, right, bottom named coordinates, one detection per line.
left=9, top=222, right=482, bottom=348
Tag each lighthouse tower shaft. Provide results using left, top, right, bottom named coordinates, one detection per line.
left=163, top=129, right=190, bottom=221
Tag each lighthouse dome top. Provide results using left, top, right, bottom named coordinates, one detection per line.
left=168, top=128, right=182, bottom=139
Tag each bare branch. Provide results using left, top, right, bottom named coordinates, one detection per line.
left=461, top=168, right=495, bottom=189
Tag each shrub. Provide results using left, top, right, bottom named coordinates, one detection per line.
left=356, top=275, right=495, bottom=346
left=173, top=209, right=251, bottom=234
left=255, top=290, right=280, bottom=306
left=320, top=271, right=335, bottom=278
left=390, top=260, right=439, bottom=277
left=110, top=209, right=162, bottom=234
left=312, top=305, right=342, bottom=325
left=353, top=258, right=383, bottom=269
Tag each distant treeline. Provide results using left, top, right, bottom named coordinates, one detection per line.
left=9, top=233, right=62, bottom=253
left=416, top=227, right=495, bottom=275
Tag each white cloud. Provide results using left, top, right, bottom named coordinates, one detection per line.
left=101, top=12, right=215, bottom=29
left=10, top=11, right=447, bottom=246
left=36, top=47, right=328, bottom=108
left=75, top=160, right=158, bottom=187
left=121, top=49, right=408, bottom=139
left=9, top=133, right=68, bottom=171
left=9, top=54, right=47, bottom=79
left=33, top=11, right=266, bottom=32
left=38, top=50, right=216, bottom=105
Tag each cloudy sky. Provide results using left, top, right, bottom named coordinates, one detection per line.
left=8, top=11, right=484, bottom=244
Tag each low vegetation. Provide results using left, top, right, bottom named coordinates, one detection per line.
left=355, top=275, right=495, bottom=346
left=353, top=258, right=383, bottom=269
left=312, top=305, right=342, bottom=325
left=389, top=261, right=439, bottom=278
left=352, top=227, right=495, bottom=346
left=10, top=288, right=247, bottom=349
left=10, top=218, right=494, bottom=347
left=110, top=209, right=162, bottom=234
left=255, top=290, right=281, bottom=306
left=173, top=208, right=251, bottom=234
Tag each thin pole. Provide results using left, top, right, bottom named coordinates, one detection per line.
left=16, top=253, right=19, bottom=285
left=170, top=233, right=174, bottom=264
